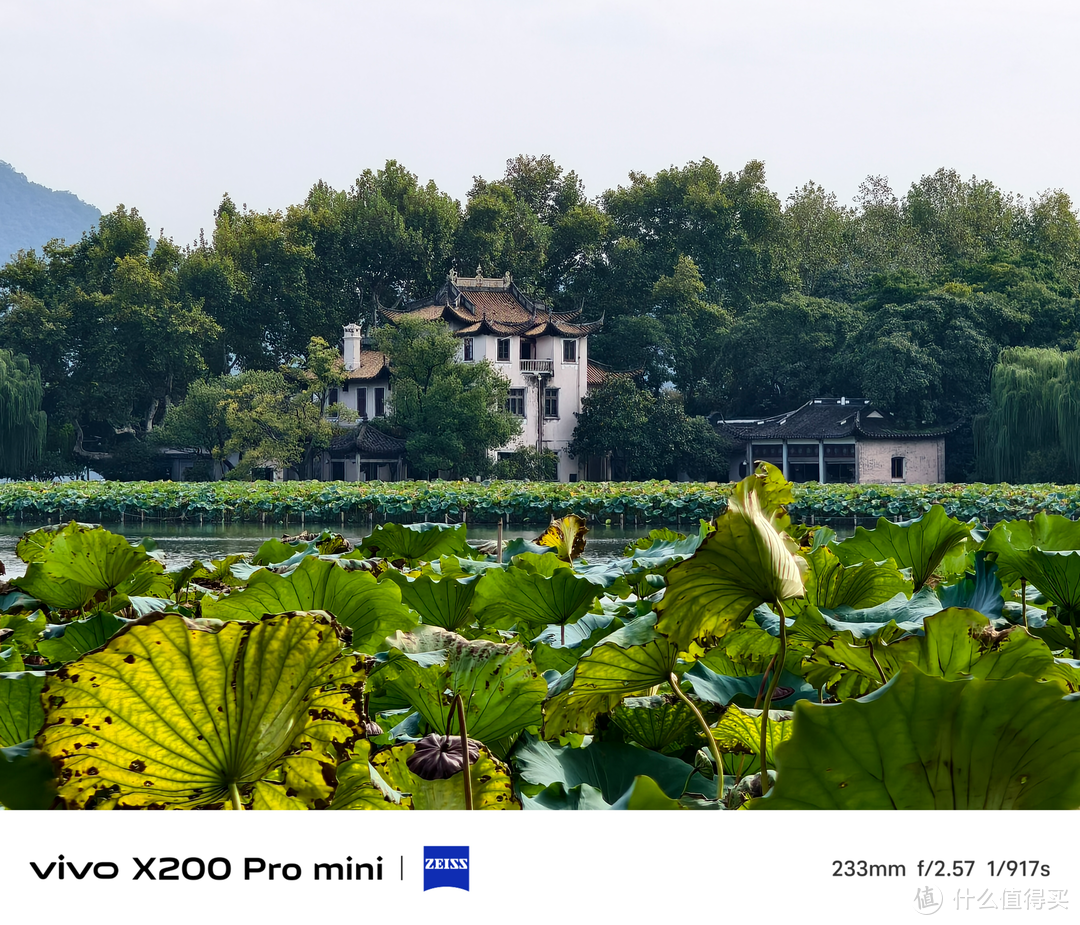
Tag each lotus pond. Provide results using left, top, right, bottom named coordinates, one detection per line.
left=5, top=462, right=1080, bottom=811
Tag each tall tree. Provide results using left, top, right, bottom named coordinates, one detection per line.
left=0, top=348, right=46, bottom=477
left=374, top=317, right=519, bottom=477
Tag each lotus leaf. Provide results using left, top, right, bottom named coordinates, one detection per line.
left=38, top=611, right=366, bottom=809
left=751, top=664, right=1080, bottom=809
left=684, top=662, right=820, bottom=708
left=712, top=705, right=794, bottom=767
left=37, top=612, right=129, bottom=664
left=832, top=505, right=974, bottom=591
left=384, top=637, right=546, bottom=742
left=656, top=475, right=804, bottom=650
left=358, top=522, right=473, bottom=564
left=202, top=556, right=415, bottom=652
left=369, top=742, right=519, bottom=810
left=535, top=514, right=588, bottom=561
left=382, top=568, right=478, bottom=630
left=0, top=671, right=46, bottom=747
left=611, top=696, right=702, bottom=754
left=795, top=546, right=912, bottom=612
left=472, top=558, right=604, bottom=632
left=513, top=734, right=710, bottom=804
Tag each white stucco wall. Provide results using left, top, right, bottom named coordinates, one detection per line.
left=857, top=438, right=945, bottom=484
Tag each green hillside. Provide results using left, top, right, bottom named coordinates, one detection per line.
left=0, top=160, right=100, bottom=260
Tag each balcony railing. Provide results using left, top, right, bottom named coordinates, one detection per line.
left=520, top=358, right=554, bottom=374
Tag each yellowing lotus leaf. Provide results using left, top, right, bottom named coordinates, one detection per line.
left=38, top=611, right=366, bottom=809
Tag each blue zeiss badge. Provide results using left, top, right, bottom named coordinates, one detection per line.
left=423, top=846, right=469, bottom=891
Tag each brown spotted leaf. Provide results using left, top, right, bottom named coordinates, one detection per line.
left=38, top=612, right=366, bottom=809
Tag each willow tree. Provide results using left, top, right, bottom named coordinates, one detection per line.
left=973, top=347, right=1080, bottom=482
left=0, top=349, right=47, bottom=477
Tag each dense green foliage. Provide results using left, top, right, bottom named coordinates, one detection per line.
left=7, top=465, right=1080, bottom=811
left=3, top=157, right=1079, bottom=481
left=5, top=479, right=1080, bottom=526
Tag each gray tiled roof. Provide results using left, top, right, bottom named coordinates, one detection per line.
left=716, top=399, right=961, bottom=440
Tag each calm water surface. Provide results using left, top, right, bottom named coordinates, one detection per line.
left=0, top=522, right=658, bottom=580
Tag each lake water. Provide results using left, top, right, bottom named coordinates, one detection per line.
left=0, top=522, right=658, bottom=580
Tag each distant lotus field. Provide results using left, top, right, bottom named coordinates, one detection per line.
left=5, top=464, right=1080, bottom=810
left=2, top=478, right=1080, bottom=527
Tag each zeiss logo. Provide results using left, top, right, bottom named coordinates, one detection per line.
left=423, top=846, right=469, bottom=891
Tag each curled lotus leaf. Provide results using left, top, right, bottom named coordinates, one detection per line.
left=657, top=471, right=805, bottom=651
left=38, top=611, right=366, bottom=809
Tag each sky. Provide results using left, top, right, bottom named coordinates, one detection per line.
left=2, top=0, right=1079, bottom=244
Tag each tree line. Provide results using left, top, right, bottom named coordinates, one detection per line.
left=1, top=154, right=1078, bottom=481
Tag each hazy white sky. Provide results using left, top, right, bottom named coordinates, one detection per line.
left=3, top=0, right=1078, bottom=244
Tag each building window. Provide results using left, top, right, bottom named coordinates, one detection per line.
left=544, top=388, right=559, bottom=418
left=463, top=337, right=474, bottom=361
left=375, top=387, right=385, bottom=417
left=891, top=456, right=905, bottom=480
left=497, top=338, right=511, bottom=362
left=328, top=387, right=338, bottom=406
left=506, top=388, right=526, bottom=416
left=562, top=339, right=577, bottom=363
left=357, top=388, right=367, bottom=419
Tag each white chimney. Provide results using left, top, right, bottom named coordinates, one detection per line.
left=343, top=323, right=363, bottom=371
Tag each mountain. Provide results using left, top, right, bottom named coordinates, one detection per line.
left=0, top=161, right=100, bottom=262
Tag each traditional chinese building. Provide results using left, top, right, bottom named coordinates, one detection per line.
left=363, top=269, right=604, bottom=481
left=716, top=397, right=958, bottom=484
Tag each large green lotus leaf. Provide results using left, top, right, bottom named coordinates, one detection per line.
left=14, top=563, right=99, bottom=612
left=370, top=742, right=520, bottom=810
left=358, top=522, right=473, bottom=565
left=611, top=696, right=702, bottom=754
left=656, top=484, right=805, bottom=651
left=684, top=662, right=820, bottom=708
left=513, top=734, right=710, bottom=803
left=532, top=613, right=624, bottom=675
left=38, top=612, right=365, bottom=809
left=981, top=547, right=1080, bottom=637
left=19, top=523, right=158, bottom=597
left=15, top=521, right=99, bottom=563
left=712, top=705, right=794, bottom=767
left=803, top=608, right=1056, bottom=700
left=832, top=504, right=974, bottom=591
left=384, top=638, right=546, bottom=742
left=795, top=546, right=912, bottom=613
left=0, top=741, right=57, bottom=809
left=983, top=512, right=1080, bottom=567
left=0, top=610, right=46, bottom=652
left=382, top=569, right=478, bottom=631
left=612, top=775, right=686, bottom=810
left=750, top=664, right=1080, bottom=810
left=542, top=615, right=679, bottom=738
left=472, top=563, right=604, bottom=631
left=0, top=672, right=46, bottom=747
left=202, top=557, right=415, bottom=652
left=36, top=612, right=129, bottom=664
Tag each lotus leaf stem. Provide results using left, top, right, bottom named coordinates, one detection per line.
left=229, top=781, right=243, bottom=812
left=1021, top=577, right=1028, bottom=631
left=759, top=600, right=787, bottom=797
left=669, top=671, right=723, bottom=803
left=447, top=694, right=474, bottom=811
